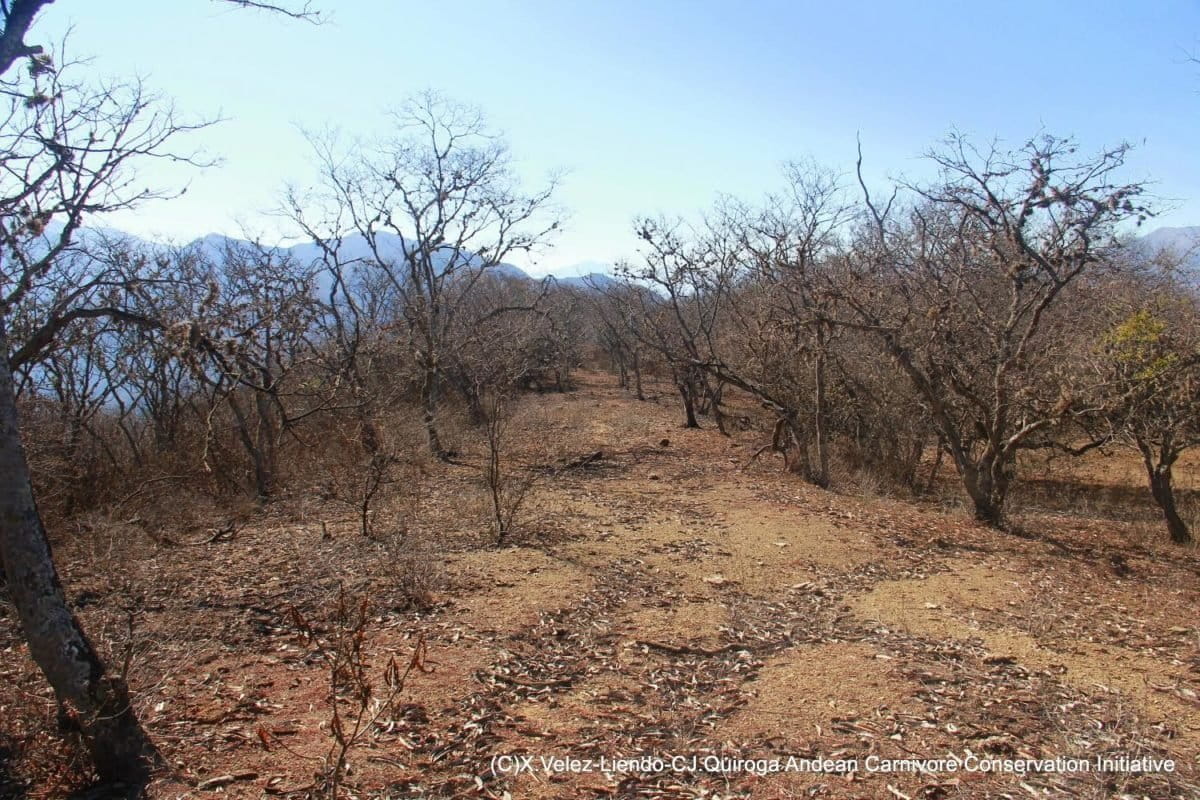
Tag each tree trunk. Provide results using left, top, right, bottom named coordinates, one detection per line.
left=705, top=379, right=728, bottom=436
left=971, top=494, right=1004, bottom=527
left=1145, top=460, right=1192, bottom=545
left=253, top=384, right=279, bottom=491
left=357, top=400, right=382, bottom=456
left=0, top=322, right=158, bottom=783
left=811, top=349, right=830, bottom=488
left=422, top=364, right=447, bottom=459
left=228, top=393, right=274, bottom=499
left=922, top=436, right=945, bottom=495
left=963, top=454, right=1009, bottom=528
left=632, top=349, right=644, bottom=401
left=678, top=376, right=699, bottom=428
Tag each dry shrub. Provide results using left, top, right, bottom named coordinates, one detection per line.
left=376, top=526, right=444, bottom=611
left=321, top=453, right=422, bottom=540
left=482, top=423, right=538, bottom=545
left=827, top=436, right=927, bottom=499
left=99, top=488, right=259, bottom=549
left=476, top=392, right=576, bottom=544
left=292, top=406, right=444, bottom=609
left=288, top=588, right=428, bottom=800
left=844, top=464, right=889, bottom=500
left=0, top=691, right=91, bottom=797
left=305, top=405, right=429, bottom=533
left=933, top=483, right=969, bottom=515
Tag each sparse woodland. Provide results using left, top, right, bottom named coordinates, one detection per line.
left=1, top=2, right=1200, bottom=798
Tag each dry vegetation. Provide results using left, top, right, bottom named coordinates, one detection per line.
left=2, top=3, right=1200, bottom=798
left=3, top=373, right=1200, bottom=799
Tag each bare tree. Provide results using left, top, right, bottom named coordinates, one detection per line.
left=626, top=163, right=854, bottom=483
left=0, top=61, right=213, bottom=782
left=585, top=280, right=650, bottom=399
left=615, top=217, right=735, bottom=431
left=720, top=163, right=856, bottom=484
left=0, top=2, right=315, bottom=783
left=286, top=91, right=560, bottom=459
left=828, top=134, right=1151, bottom=526
left=168, top=240, right=326, bottom=500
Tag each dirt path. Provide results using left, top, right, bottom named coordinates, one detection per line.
left=3, top=373, right=1199, bottom=798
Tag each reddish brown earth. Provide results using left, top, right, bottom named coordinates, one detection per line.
left=2, top=373, right=1199, bottom=798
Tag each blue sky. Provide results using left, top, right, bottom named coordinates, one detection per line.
left=33, top=0, right=1200, bottom=276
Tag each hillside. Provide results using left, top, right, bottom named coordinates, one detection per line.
left=3, top=373, right=1197, bottom=799
left=1132, top=226, right=1200, bottom=278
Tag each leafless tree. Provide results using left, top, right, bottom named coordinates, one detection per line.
left=0, top=63, right=214, bottom=782
left=828, top=134, right=1151, bottom=525
left=626, top=163, right=854, bottom=482
left=165, top=240, right=327, bottom=500
left=285, top=91, right=560, bottom=459
left=0, top=1, right=322, bottom=79
left=585, top=280, right=650, bottom=399
left=0, top=2, right=315, bottom=783
left=614, top=218, right=736, bottom=431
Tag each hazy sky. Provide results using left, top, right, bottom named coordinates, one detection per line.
left=33, top=0, right=1200, bottom=276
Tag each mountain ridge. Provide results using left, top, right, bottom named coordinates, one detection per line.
left=33, top=224, right=1199, bottom=287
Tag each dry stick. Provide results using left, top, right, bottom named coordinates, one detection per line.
left=635, top=639, right=748, bottom=657
left=112, top=473, right=196, bottom=510
left=199, top=521, right=238, bottom=545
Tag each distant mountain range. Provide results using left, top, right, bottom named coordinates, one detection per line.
left=1131, top=226, right=1200, bottom=272
left=554, top=272, right=620, bottom=290
left=181, top=230, right=622, bottom=291
left=31, top=222, right=619, bottom=290
left=191, top=231, right=537, bottom=283
left=36, top=224, right=1200, bottom=289
left=177, top=226, right=1200, bottom=285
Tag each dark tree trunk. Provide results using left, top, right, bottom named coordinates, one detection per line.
left=1144, top=458, right=1192, bottom=545
left=456, top=376, right=486, bottom=426
left=253, top=384, right=278, bottom=488
left=678, top=377, right=699, bottom=428
left=422, top=364, right=447, bottom=459
left=962, top=453, right=1010, bottom=528
left=227, top=393, right=274, bottom=500
left=631, top=349, right=645, bottom=401
left=614, top=352, right=627, bottom=389
left=705, top=379, right=729, bottom=436
left=358, top=402, right=382, bottom=455
left=971, top=495, right=1005, bottom=527
left=811, top=349, right=830, bottom=488
left=922, top=436, right=945, bottom=495
left=0, top=322, right=159, bottom=783
left=901, top=435, right=925, bottom=490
